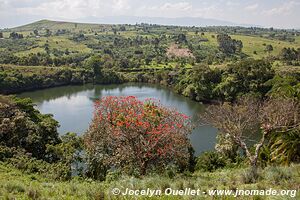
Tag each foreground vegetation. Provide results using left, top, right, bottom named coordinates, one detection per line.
left=0, top=96, right=300, bottom=199
left=1, top=20, right=300, bottom=199
left=1, top=162, right=299, bottom=199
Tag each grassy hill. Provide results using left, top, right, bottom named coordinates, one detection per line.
left=1, top=19, right=299, bottom=60
left=7, top=19, right=111, bottom=32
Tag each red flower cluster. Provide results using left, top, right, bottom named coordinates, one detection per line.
left=85, top=96, right=192, bottom=175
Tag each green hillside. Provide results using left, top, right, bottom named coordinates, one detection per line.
left=7, top=19, right=111, bottom=32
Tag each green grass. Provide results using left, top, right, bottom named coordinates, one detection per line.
left=0, top=163, right=299, bottom=199
left=140, top=62, right=192, bottom=69
left=231, top=35, right=300, bottom=59
left=187, top=31, right=300, bottom=59
left=7, top=19, right=112, bottom=32
left=15, top=36, right=92, bottom=56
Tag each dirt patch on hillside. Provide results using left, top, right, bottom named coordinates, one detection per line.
left=166, top=44, right=195, bottom=58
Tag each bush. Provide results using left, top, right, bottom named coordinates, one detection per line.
left=195, top=151, right=228, bottom=172
left=7, top=154, right=72, bottom=180
left=240, top=168, right=261, bottom=184
left=263, top=166, right=292, bottom=184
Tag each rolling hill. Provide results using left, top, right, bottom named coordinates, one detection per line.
left=7, top=19, right=111, bottom=32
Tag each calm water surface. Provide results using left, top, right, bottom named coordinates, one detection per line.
left=19, top=83, right=217, bottom=155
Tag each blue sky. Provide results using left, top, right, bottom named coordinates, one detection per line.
left=0, top=0, right=299, bottom=28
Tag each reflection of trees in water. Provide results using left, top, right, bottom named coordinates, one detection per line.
left=18, top=83, right=206, bottom=118
left=18, top=84, right=95, bottom=103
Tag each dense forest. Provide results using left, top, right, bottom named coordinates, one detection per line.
left=0, top=20, right=299, bottom=199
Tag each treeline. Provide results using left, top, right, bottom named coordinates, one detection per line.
left=0, top=66, right=93, bottom=94
left=0, top=52, right=91, bottom=67
left=2, top=57, right=300, bottom=101
left=126, top=59, right=300, bottom=102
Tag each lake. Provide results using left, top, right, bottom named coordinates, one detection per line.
left=19, top=83, right=217, bottom=155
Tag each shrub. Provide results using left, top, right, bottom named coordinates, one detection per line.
left=264, top=166, right=292, bottom=184
left=195, top=151, right=228, bottom=172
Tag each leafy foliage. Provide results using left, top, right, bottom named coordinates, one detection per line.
left=195, top=151, right=228, bottom=172
left=84, top=96, right=193, bottom=179
left=217, top=34, right=243, bottom=55
left=0, top=95, right=60, bottom=161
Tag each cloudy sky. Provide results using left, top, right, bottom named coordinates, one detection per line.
left=0, top=0, right=299, bottom=28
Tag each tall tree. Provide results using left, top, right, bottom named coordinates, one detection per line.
left=202, top=97, right=300, bottom=178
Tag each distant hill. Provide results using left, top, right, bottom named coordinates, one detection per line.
left=7, top=17, right=258, bottom=32
left=7, top=19, right=111, bottom=32
left=76, top=16, right=252, bottom=27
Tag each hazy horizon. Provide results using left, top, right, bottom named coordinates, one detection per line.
left=1, top=0, right=300, bottom=29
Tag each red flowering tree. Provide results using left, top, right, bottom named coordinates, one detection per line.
left=84, top=96, right=193, bottom=178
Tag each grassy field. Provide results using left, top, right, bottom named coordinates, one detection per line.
left=6, top=20, right=112, bottom=32
left=15, top=36, right=92, bottom=56
left=187, top=31, right=300, bottom=59
left=0, top=163, right=299, bottom=199
left=231, top=35, right=300, bottom=59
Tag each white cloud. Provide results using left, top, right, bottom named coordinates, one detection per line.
left=160, top=2, right=192, bottom=11
left=245, top=3, right=258, bottom=11
left=112, top=0, right=131, bottom=11
left=263, top=1, right=300, bottom=16
left=1, top=0, right=132, bottom=19
left=135, top=2, right=194, bottom=18
left=0, top=0, right=299, bottom=29
left=226, top=1, right=240, bottom=7
left=135, top=2, right=223, bottom=19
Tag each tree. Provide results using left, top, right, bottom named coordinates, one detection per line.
left=33, top=29, right=39, bottom=36
left=44, top=43, right=50, bottom=54
left=85, top=56, right=103, bottom=80
left=280, top=47, right=298, bottom=62
left=217, top=34, right=243, bottom=55
left=119, top=26, right=126, bottom=31
left=265, top=44, right=273, bottom=54
left=0, top=96, right=61, bottom=161
left=84, top=96, right=193, bottom=179
left=202, top=98, right=260, bottom=176
left=202, top=97, right=300, bottom=178
left=260, top=98, right=300, bottom=164
left=176, top=33, right=187, bottom=44
left=191, top=64, right=221, bottom=101
left=0, top=32, right=3, bottom=38
left=45, top=29, right=51, bottom=37
left=9, top=32, right=23, bottom=39
left=215, top=59, right=274, bottom=101
left=266, top=75, right=300, bottom=99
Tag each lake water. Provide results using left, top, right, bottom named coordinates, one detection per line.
left=19, top=83, right=217, bottom=155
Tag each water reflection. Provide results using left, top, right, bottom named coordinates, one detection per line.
left=18, top=83, right=217, bottom=155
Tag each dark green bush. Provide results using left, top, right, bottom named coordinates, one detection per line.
left=195, top=151, right=228, bottom=172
